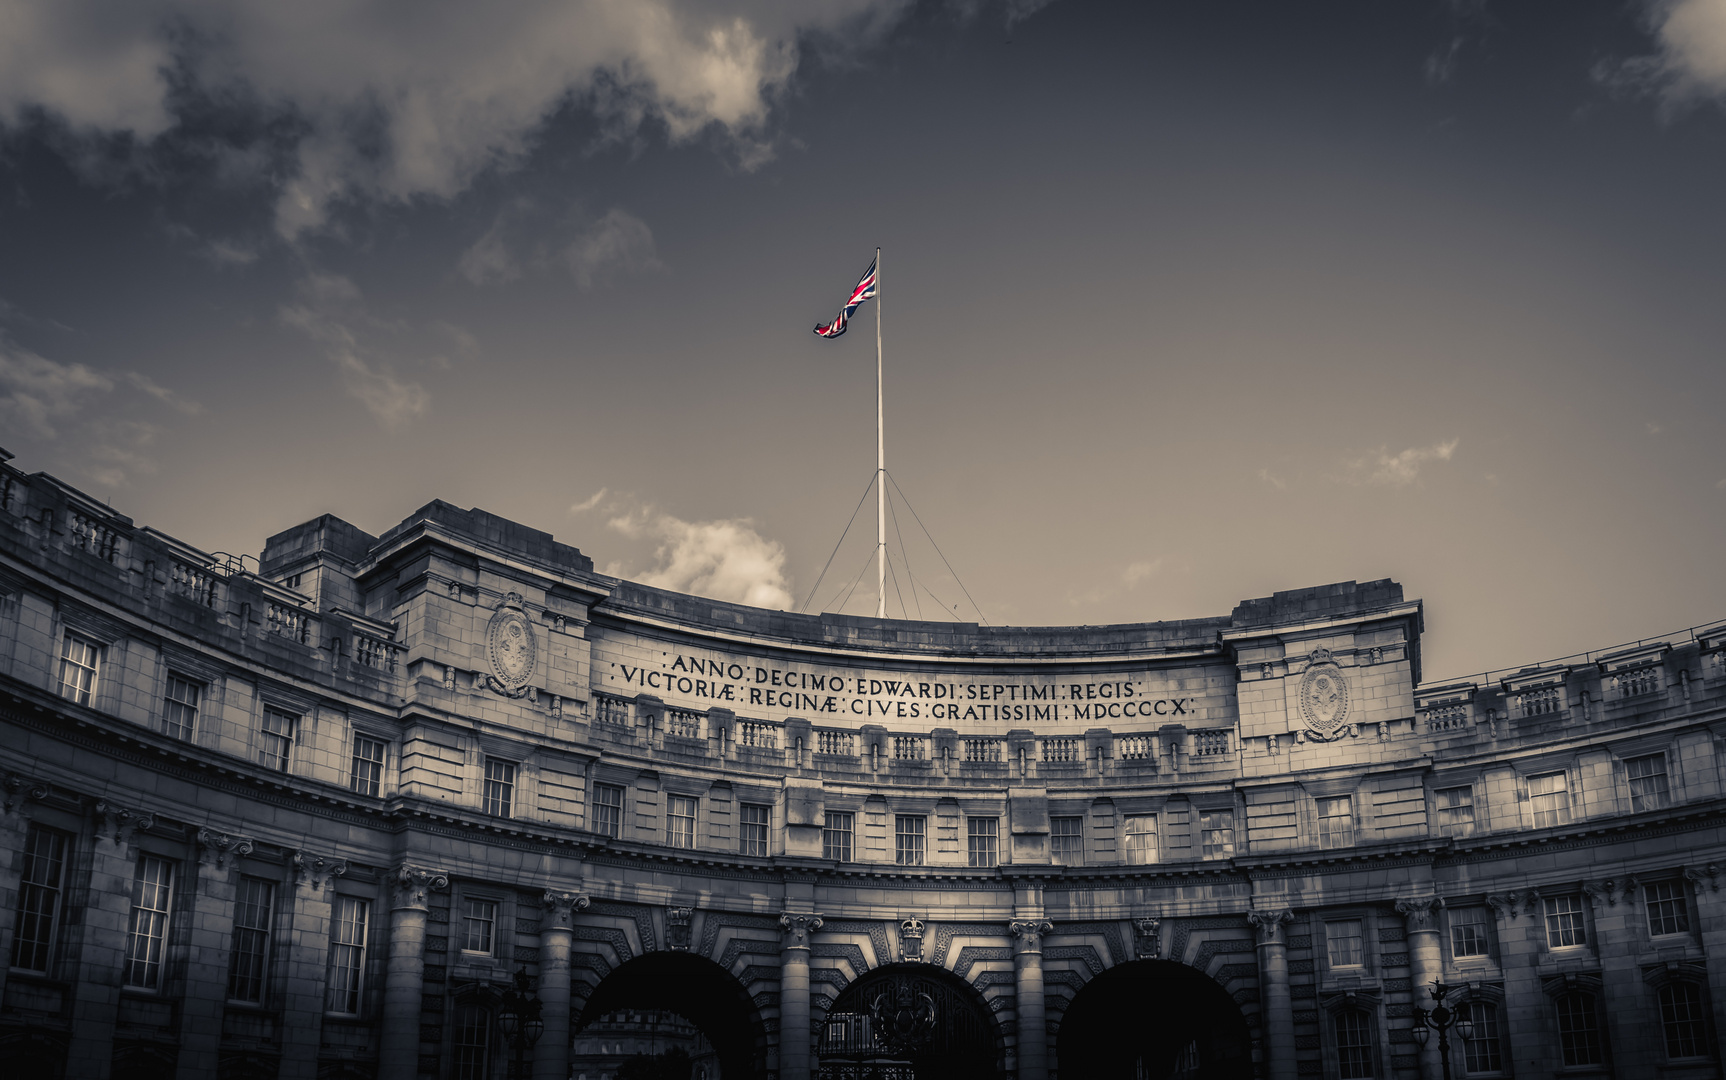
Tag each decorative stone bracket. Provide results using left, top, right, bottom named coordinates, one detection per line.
left=780, top=912, right=825, bottom=947
left=197, top=828, right=255, bottom=870
left=1486, top=889, right=1540, bottom=920
left=667, top=907, right=694, bottom=951
left=1684, top=864, right=1721, bottom=897
left=3, top=774, right=49, bottom=816
left=1133, top=915, right=1162, bottom=959
left=94, top=799, right=154, bottom=850
left=292, top=850, right=349, bottom=890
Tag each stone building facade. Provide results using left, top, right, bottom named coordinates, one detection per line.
left=2, top=452, right=1725, bottom=1080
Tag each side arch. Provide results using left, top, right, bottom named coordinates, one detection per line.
left=1055, top=958, right=1254, bottom=1079
left=575, top=951, right=770, bottom=1079
left=819, top=962, right=1005, bottom=1080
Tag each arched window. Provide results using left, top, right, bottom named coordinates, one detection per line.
left=452, top=1004, right=491, bottom=1080
left=1334, top=1010, right=1374, bottom=1079
left=1460, top=1000, right=1503, bottom=1074
left=1659, top=982, right=1707, bottom=1059
left=1554, top=993, right=1602, bottom=1066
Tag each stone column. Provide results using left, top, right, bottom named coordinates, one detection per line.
left=1396, top=897, right=1444, bottom=1080
left=377, top=866, right=449, bottom=1080
left=175, top=830, right=255, bottom=1080
left=65, top=802, right=155, bottom=1080
left=779, top=912, right=824, bottom=1080
left=1010, top=919, right=1053, bottom=1080
left=1248, top=908, right=1296, bottom=1080
left=537, top=890, right=590, bottom=1080
left=278, top=852, right=347, bottom=1080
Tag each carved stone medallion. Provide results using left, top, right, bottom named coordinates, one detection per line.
left=1298, top=648, right=1351, bottom=740
left=485, top=593, right=537, bottom=698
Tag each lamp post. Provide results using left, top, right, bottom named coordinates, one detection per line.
left=497, top=968, right=545, bottom=1080
left=1410, top=981, right=1475, bottom=1080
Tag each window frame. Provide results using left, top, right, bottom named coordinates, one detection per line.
left=1447, top=906, right=1491, bottom=962
left=1625, top=752, right=1671, bottom=813
left=1050, top=815, right=1084, bottom=865
left=1435, top=784, right=1475, bottom=836
left=1543, top=894, right=1588, bottom=950
left=482, top=757, right=517, bottom=818
left=666, top=794, right=699, bottom=850
left=1658, top=981, right=1708, bottom=1061
left=1526, top=770, right=1572, bottom=829
left=325, top=895, right=370, bottom=1015
left=123, top=854, right=175, bottom=991
left=739, top=802, right=771, bottom=857
left=227, top=875, right=276, bottom=1005
left=823, top=810, right=854, bottom=862
left=58, top=630, right=103, bottom=707
left=966, top=816, right=999, bottom=868
left=1458, top=999, right=1505, bottom=1075
left=10, top=823, right=70, bottom=974
left=1199, top=809, right=1235, bottom=860
left=461, top=896, right=499, bottom=956
left=162, top=672, right=204, bottom=741
left=592, top=782, right=625, bottom=838
left=452, top=1002, right=493, bottom=1080
left=258, top=706, right=297, bottom=773
left=1333, top=1008, right=1376, bottom=1080
left=1553, top=991, right=1603, bottom=1067
left=1644, top=880, right=1692, bottom=938
left=1121, top=813, right=1158, bottom=865
left=894, top=814, right=926, bottom=867
left=1324, top=918, right=1366, bottom=970
left=1317, top=795, right=1355, bottom=849
left=350, top=733, right=387, bottom=797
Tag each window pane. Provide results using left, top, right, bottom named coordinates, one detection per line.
left=11, top=825, right=68, bottom=972
left=667, top=795, right=698, bottom=849
left=463, top=899, right=497, bottom=953
left=164, top=674, right=202, bottom=741
left=350, top=735, right=385, bottom=797
left=1528, top=771, right=1571, bottom=828
left=1555, top=993, right=1602, bottom=1066
left=740, top=803, right=770, bottom=857
left=259, top=708, right=296, bottom=772
left=59, top=632, right=101, bottom=706
left=1660, top=983, right=1706, bottom=1058
left=124, top=856, right=174, bottom=990
left=453, top=1005, right=491, bottom=1080
left=1461, top=1001, right=1502, bottom=1073
left=1646, top=880, right=1691, bottom=937
left=895, top=815, right=925, bottom=866
left=483, top=759, right=516, bottom=818
left=967, top=817, right=999, bottom=868
left=1437, top=786, right=1475, bottom=836
left=823, top=812, right=853, bottom=862
left=593, top=783, right=625, bottom=838
left=1326, top=920, right=1364, bottom=967
left=1200, top=811, right=1235, bottom=859
left=1335, top=1010, right=1374, bottom=1080
left=1050, top=816, right=1084, bottom=865
left=1626, top=753, right=1670, bottom=812
left=1449, top=907, right=1489, bottom=958
left=1123, top=815, right=1157, bottom=865
left=1318, top=797, right=1354, bottom=849
left=1544, top=895, right=1587, bottom=948
left=228, top=877, right=274, bottom=1003
left=326, top=897, right=368, bottom=1013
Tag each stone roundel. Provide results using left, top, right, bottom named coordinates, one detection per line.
left=1298, top=648, right=1350, bottom=738
left=486, top=593, right=537, bottom=692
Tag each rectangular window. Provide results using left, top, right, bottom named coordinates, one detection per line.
left=453, top=1004, right=491, bottom=1080
left=462, top=898, right=497, bottom=954
left=10, top=824, right=68, bottom=972
left=1318, top=796, right=1354, bottom=849
left=163, top=674, right=202, bottom=740
left=1326, top=919, right=1364, bottom=967
left=1449, top=907, right=1490, bottom=959
left=1660, top=982, right=1707, bottom=1058
left=823, top=811, right=854, bottom=862
left=258, top=707, right=296, bottom=772
left=1123, top=814, right=1158, bottom=865
left=1544, top=894, right=1587, bottom=949
left=1527, top=771, right=1571, bottom=829
left=483, top=758, right=516, bottom=817
left=1437, top=786, right=1475, bottom=836
left=1334, top=1010, right=1374, bottom=1080
left=1050, top=816, right=1084, bottom=865
left=1626, top=753, right=1670, bottom=812
left=667, top=795, right=698, bottom=849
left=1461, top=1001, right=1503, bottom=1073
left=967, top=817, right=999, bottom=868
left=350, top=735, right=385, bottom=797
left=1646, top=880, right=1691, bottom=937
left=592, top=783, right=625, bottom=838
left=740, top=803, right=770, bottom=857
left=326, top=897, right=368, bottom=1014
left=227, top=876, right=274, bottom=1003
left=123, top=856, right=174, bottom=990
left=1555, top=993, right=1603, bottom=1067
left=1200, top=810, right=1235, bottom=859
left=895, top=815, right=926, bottom=866
left=58, top=631, right=101, bottom=706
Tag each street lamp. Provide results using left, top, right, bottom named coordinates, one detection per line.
left=1410, top=981, right=1475, bottom=1080
left=497, top=968, right=545, bottom=1080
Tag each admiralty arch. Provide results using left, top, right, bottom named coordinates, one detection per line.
left=2, top=451, right=1725, bottom=1080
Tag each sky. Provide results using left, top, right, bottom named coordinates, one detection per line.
left=2, top=0, right=1725, bottom=685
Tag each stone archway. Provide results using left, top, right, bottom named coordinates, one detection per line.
left=1055, top=959, right=1252, bottom=1079
left=575, top=951, right=768, bottom=1079
left=817, top=962, right=1003, bottom=1080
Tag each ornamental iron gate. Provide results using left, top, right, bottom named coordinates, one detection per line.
left=817, top=965, right=1001, bottom=1080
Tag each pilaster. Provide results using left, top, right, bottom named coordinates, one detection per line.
left=1248, top=907, right=1296, bottom=1080
left=278, top=850, right=347, bottom=1080
left=779, top=911, right=824, bottom=1080
left=536, top=890, right=590, bottom=1080
left=1396, top=897, right=1443, bottom=1080
left=65, top=800, right=155, bottom=1080
left=175, top=829, right=255, bottom=1080
left=378, top=865, right=449, bottom=1080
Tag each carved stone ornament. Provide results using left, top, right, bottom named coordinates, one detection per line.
left=1247, top=907, right=1294, bottom=946
left=1133, top=916, right=1162, bottom=959
left=542, top=890, right=591, bottom=930
left=899, top=917, right=926, bottom=962
left=3, top=773, right=49, bottom=815
left=1010, top=919, right=1053, bottom=950
left=95, top=799, right=155, bottom=849
left=393, top=865, right=451, bottom=908
left=667, top=907, right=694, bottom=951
left=1298, top=648, right=1352, bottom=741
left=1395, top=896, right=1444, bottom=933
left=484, top=592, right=538, bottom=698
left=780, top=912, right=824, bottom=947
left=197, top=828, right=255, bottom=869
left=291, top=850, right=349, bottom=890
left=1684, top=864, right=1721, bottom=896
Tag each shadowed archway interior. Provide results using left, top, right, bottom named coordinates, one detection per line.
left=575, top=952, right=767, bottom=1079
left=818, top=963, right=1002, bottom=1080
left=1056, top=959, right=1253, bottom=1080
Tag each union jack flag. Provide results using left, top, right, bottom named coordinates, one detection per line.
left=813, top=255, right=878, bottom=338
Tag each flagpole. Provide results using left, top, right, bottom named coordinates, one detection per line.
left=876, top=246, right=885, bottom=620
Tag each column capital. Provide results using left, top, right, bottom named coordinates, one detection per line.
left=94, top=799, right=154, bottom=852
left=196, top=828, right=255, bottom=871
left=392, top=865, right=450, bottom=909
left=292, top=850, right=349, bottom=890
left=541, top=889, right=591, bottom=931
left=1009, top=919, right=1053, bottom=950
left=780, top=911, right=824, bottom=947
left=1394, top=896, right=1444, bottom=933
left=1247, top=907, right=1294, bottom=946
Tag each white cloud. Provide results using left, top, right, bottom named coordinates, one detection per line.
left=125, top=371, right=203, bottom=414
left=1341, top=439, right=1459, bottom=487
left=279, top=273, right=431, bottom=430
left=569, top=488, right=609, bottom=514
left=1257, top=467, right=1287, bottom=489
left=1122, top=560, right=1161, bottom=588
left=0, top=340, right=113, bottom=437
left=608, top=505, right=794, bottom=609
left=1610, top=0, right=1726, bottom=104
left=563, top=208, right=663, bottom=289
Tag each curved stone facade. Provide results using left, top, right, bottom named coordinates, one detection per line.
left=2, top=458, right=1725, bottom=1079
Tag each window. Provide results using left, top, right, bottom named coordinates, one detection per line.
left=1460, top=1001, right=1503, bottom=1073
left=824, top=812, right=854, bottom=862
left=1326, top=919, right=1365, bottom=967
left=1123, top=814, right=1158, bottom=864
left=1554, top=993, right=1602, bottom=1067
left=740, top=803, right=770, bottom=857
left=895, top=815, right=925, bottom=866
left=967, top=817, right=999, bottom=868
left=1544, top=894, right=1587, bottom=949
left=123, top=856, right=174, bottom=990
left=592, top=783, right=625, bottom=838
left=1449, top=907, right=1490, bottom=959
left=1199, top=810, right=1235, bottom=859
left=1659, top=982, right=1707, bottom=1058
left=228, top=877, right=274, bottom=1003
left=1626, top=753, right=1670, bottom=812
left=58, top=631, right=101, bottom=706
left=1050, top=816, right=1084, bottom=864
left=326, top=897, right=369, bottom=1014
left=462, top=898, right=497, bottom=954
left=350, top=735, right=385, bottom=797
left=10, top=824, right=68, bottom=972
left=1527, top=771, right=1571, bottom=828
left=1318, top=796, right=1354, bottom=848
left=1436, top=786, right=1475, bottom=836
left=1646, top=880, right=1691, bottom=937
left=483, top=759, right=516, bottom=817
left=453, top=1004, right=491, bottom=1080
left=163, top=674, right=202, bottom=740
left=667, top=795, right=698, bottom=849
left=259, top=707, right=296, bottom=772
left=1334, top=1010, right=1374, bottom=1080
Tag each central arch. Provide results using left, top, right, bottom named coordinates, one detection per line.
left=575, top=952, right=768, bottom=1079
left=1055, top=959, right=1253, bottom=1079
left=817, top=962, right=1003, bottom=1080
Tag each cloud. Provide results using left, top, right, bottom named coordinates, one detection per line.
left=1122, top=560, right=1161, bottom=588
left=563, top=208, right=663, bottom=289
left=125, top=371, right=203, bottom=414
left=1340, top=439, right=1460, bottom=487
left=569, top=488, right=609, bottom=514
left=0, top=341, right=114, bottom=437
left=279, top=273, right=431, bottom=430
left=1608, top=0, right=1726, bottom=104
left=460, top=201, right=663, bottom=289
left=1257, top=467, right=1287, bottom=489
left=458, top=210, right=523, bottom=286
left=608, top=505, right=794, bottom=609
